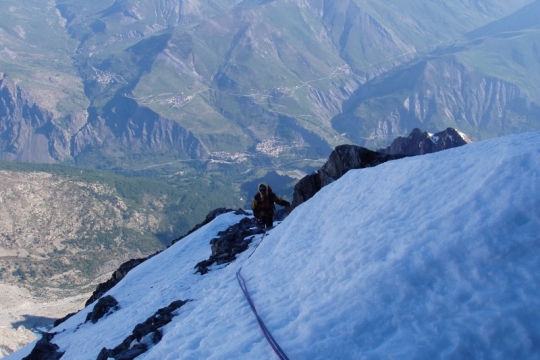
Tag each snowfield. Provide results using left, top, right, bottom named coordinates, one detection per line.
left=8, top=131, right=540, bottom=359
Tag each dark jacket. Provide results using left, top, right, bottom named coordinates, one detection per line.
left=251, top=182, right=290, bottom=219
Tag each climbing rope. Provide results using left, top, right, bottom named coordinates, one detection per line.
left=236, top=231, right=290, bottom=360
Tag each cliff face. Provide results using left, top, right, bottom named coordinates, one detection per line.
left=71, top=95, right=208, bottom=161
left=0, top=77, right=71, bottom=163
left=399, top=59, right=538, bottom=137
left=333, top=57, right=540, bottom=148
left=0, top=75, right=208, bottom=164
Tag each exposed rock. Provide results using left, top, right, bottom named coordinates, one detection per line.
left=0, top=76, right=208, bottom=164
left=292, top=146, right=403, bottom=208
left=84, top=256, right=157, bottom=307
left=96, top=300, right=189, bottom=360
left=21, top=332, right=63, bottom=360
left=170, top=208, right=238, bottom=245
left=79, top=207, right=247, bottom=314
left=292, top=128, right=472, bottom=208
left=379, top=127, right=473, bottom=156
left=71, top=95, right=209, bottom=162
left=86, top=295, right=120, bottom=324
left=335, top=56, right=539, bottom=148
left=77, top=208, right=245, bottom=319
left=194, top=217, right=264, bottom=275
left=0, top=77, right=70, bottom=163
left=53, top=312, right=77, bottom=328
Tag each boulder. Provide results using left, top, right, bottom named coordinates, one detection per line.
left=194, top=217, right=264, bottom=275
left=97, top=300, right=189, bottom=360
left=86, top=295, right=120, bottom=324
left=379, top=127, right=473, bottom=156
left=21, top=333, right=63, bottom=360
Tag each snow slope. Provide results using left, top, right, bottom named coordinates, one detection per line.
left=8, top=131, right=540, bottom=359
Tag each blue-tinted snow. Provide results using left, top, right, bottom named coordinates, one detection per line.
left=7, top=131, right=540, bottom=360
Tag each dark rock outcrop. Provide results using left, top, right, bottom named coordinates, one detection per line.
left=194, top=216, right=264, bottom=275
left=21, top=332, right=63, bottom=360
left=292, top=146, right=404, bottom=208
left=84, top=256, right=156, bottom=307
left=86, top=295, right=120, bottom=324
left=379, top=127, right=472, bottom=156
left=96, top=300, right=189, bottom=360
left=0, top=76, right=71, bottom=163
left=73, top=208, right=244, bottom=321
left=83, top=209, right=240, bottom=310
left=53, top=312, right=77, bottom=327
left=292, top=128, right=472, bottom=208
left=171, top=208, right=237, bottom=245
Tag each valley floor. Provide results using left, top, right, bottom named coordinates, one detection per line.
left=0, top=284, right=89, bottom=358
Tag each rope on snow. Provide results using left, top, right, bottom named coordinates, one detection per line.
left=236, top=231, right=290, bottom=360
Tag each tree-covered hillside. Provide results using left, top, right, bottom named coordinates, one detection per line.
left=0, top=161, right=245, bottom=291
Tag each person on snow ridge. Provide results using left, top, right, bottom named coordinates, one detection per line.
left=251, top=183, right=291, bottom=229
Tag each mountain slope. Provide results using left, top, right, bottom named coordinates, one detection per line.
left=333, top=52, right=540, bottom=148
left=0, top=161, right=245, bottom=289
left=0, top=169, right=163, bottom=288
left=9, top=130, right=540, bottom=359
left=1, top=1, right=539, bottom=169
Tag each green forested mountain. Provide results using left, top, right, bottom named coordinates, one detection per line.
left=1, top=0, right=538, bottom=168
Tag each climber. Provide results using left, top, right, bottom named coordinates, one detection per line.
left=251, top=183, right=291, bottom=229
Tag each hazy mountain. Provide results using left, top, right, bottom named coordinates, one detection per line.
left=4, top=2, right=539, bottom=356
left=1, top=0, right=539, bottom=169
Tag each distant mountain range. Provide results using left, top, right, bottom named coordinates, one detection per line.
left=1, top=0, right=539, bottom=170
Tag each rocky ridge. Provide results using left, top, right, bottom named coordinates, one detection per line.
left=378, top=127, right=473, bottom=156
left=74, top=207, right=248, bottom=322
left=60, top=126, right=473, bottom=314
left=23, top=207, right=259, bottom=359
left=292, top=128, right=473, bottom=208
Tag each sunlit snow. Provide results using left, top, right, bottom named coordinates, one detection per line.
left=8, top=131, right=540, bottom=359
